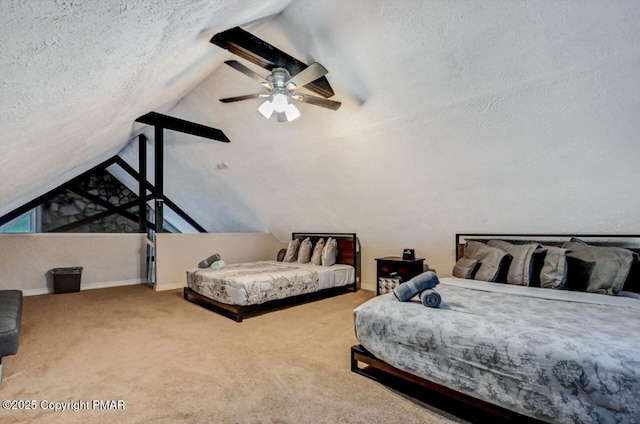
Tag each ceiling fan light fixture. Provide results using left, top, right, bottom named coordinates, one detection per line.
left=284, top=103, right=301, bottom=121
left=258, top=100, right=274, bottom=119
left=271, top=93, right=289, bottom=113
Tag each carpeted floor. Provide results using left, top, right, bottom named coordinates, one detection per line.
left=0, top=285, right=464, bottom=423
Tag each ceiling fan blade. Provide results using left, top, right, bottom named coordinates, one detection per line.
left=211, top=27, right=334, bottom=98
left=224, top=60, right=268, bottom=85
left=286, top=63, right=328, bottom=90
left=219, top=93, right=263, bottom=103
left=293, top=94, right=342, bottom=111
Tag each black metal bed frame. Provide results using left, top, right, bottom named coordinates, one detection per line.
left=352, top=233, right=640, bottom=423
left=184, top=232, right=361, bottom=322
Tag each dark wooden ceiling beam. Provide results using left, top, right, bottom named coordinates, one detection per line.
left=135, top=112, right=231, bottom=143
left=134, top=112, right=224, bottom=233
left=211, top=26, right=335, bottom=99
left=138, top=134, right=148, bottom=233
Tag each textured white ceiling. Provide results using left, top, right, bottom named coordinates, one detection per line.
left=0, top=0, right=290, bottom=211
left=2, top=0, right=640, bottom=247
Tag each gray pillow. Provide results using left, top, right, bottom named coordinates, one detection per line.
left=563, top=239, right=638, bottom=295
left=452, top=257, right=480, bottom=279
left=198, top=253, right=221, bottom=268
left=297, top=237, right=313, bottom=264
left=537, top=245, right=570, bottom=289
left=487, top=240, right=538, bottom=286
left=564, top=256, right=595, bottom=291
left=283, top=239, right=300, bottom=263
left=321, top=237, right=338, bottom=266
left=464, top=241, right=511, bottom=282
left=310, top=238, right=324, bottom=265
left=276, top=248, right=286, bottom=262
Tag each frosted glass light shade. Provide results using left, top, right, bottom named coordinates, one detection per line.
left=258, top=100, right=274, bottom=119
left=258, top=94, right=300, bottom=121
left=284, top=103, right=301, bottom=121
left=272, top=93, right=288, bottom=112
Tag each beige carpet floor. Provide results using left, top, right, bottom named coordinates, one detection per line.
left=0, top=285, right=465, bottom=423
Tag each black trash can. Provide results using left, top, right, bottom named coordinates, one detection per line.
left=50, top=267, right=83, bottom=294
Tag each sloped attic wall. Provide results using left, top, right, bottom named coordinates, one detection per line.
left=0, top=0, right=292, bottom=217
left=120, top=0, right=640, bottom=248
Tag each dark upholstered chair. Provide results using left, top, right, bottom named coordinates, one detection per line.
left=0, top=290, right=23, bottom=382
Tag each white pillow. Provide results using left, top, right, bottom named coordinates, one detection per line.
left=322, top=237, right=338, bottom=266
left=297, top=238, right=312, bottom=264
left=283, top=239, right=300, bottom=262
left=310, top=238, right=325, bottom=265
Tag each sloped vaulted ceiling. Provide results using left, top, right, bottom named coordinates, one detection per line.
left=2, top=0, right=640, bottom=248
left=0, top=0, right=291, bottom=213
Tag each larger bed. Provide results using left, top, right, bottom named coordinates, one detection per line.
left=352, top=234, right=640, bottom=424
left=184, top=232, right=360, bottom=321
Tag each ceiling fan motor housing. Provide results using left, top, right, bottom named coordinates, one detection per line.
left=268, top=69, right=295, bottom=89
left=266, top=68, right=297, bottom=112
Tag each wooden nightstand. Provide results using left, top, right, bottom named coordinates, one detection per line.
left=375, top=256, right=425, bottom=295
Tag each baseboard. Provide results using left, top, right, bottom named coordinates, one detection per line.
left=154, top=282, right=184, bottom=292
left=22, top=279, right=146, bottom=296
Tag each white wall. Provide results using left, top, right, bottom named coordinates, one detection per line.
left=0, top=232, right=456, bottom=295
left=0, top=233, right=147, bottom=295
left=155, top=232, right=284, bottom=291
left=154, top=231, right=456, bottom=292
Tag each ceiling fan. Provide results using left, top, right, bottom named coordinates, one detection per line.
left=211, top=27, right=341, bottom=122
left=219, top=60, right=341, bottom=122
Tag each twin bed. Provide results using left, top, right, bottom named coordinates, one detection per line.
left=352, top=234, right=640, bottom=424
left=184, top=232, right=360, bottom=322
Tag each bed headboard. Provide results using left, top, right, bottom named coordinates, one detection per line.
left=292, top=232, right=361, bottom=287
left=455, top=233, right=640, bottom=292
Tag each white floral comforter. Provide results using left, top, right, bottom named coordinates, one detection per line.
left=187, top=261, right=354, bottom=306
left=353, top=277, right=640, bottom=424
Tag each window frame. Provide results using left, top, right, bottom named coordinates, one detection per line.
left=0, top=207, right=40, bottom=233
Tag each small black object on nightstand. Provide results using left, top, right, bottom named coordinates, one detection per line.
left=402, top=249, right=415, bottom=260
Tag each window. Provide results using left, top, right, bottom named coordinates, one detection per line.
left=0, top=208, right=39, bottom=233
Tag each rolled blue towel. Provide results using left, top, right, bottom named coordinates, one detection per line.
left=210, top=260, right=225, bottom=270
left=393, top=271, right=440, bottom=302
left=419, top=289, right=442, bottom=308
